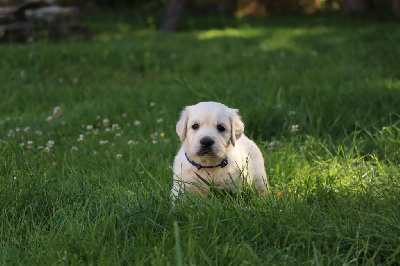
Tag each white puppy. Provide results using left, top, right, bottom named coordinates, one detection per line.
left=171, top=102, right=268, bottom=198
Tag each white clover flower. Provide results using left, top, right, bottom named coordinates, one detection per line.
left=100, top=140, right=108, bottom=145
left=46, top=116, right=54, bottom=123
left=268, top=141, right=276, bottom=151
left=71, top=146, right=78, bottom=151
left=105, top=127, right=111, bottom=133
left=156, top=118, right=163, bottom=123
left=112, top=124, right=120, bottom=131
left=127, top=140, right=138, bottom=145
left=116, top=154, right=123, bottom=159
left=152, top=140, right=158, bottom=144
left=15, top=127, right=21, bottom=132
left=150, top=102, right=155, bottom=107
left=122, top=113, right=128, bottom=118
left=115, top=133, right=121, bottom=138
left=35, top=130, right=42, bottom=136
left=8, top=130, right=15, bottom=138
left=134, top=120, right=141, bottom=127
left=150, top=133, right=157, bottom=140
left=27, top=141, right=33, bottom=149
left=78, top=134, right=85, bottom=142
left=47, top=140, right=54, bottom=148
left=291, top=125, right=299, bottom=133
left=93, top=150, right=98, bottom=155
left=86, top=125, right=93, bottom=131
left=44, top=147, right=50, bottom=153
left=24, top=127, right=30, bottom=133
left=53, top=106, right=62, bottom=118
left=103, top=118, right=110, bottom=127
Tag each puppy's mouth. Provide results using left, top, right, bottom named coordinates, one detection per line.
left=196, top=148, right=216, bottom=157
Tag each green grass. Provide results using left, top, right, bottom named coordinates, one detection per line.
left=1, top=15, right=400, bottom=264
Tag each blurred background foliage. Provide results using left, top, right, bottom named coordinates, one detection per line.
left=57, top=0, right=399, bottom=18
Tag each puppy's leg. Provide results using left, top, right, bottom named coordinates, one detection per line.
left=255, top=178, right=268, bottom=197
left=186, top=183, right=210, bottom=198
left=171, top=179, right=210, bottom=199
left=256, top=182, right=268, bottom=197
left=171, top=180, right=181, bottom=200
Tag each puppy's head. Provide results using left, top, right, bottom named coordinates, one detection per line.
left=176, top=102, right=244, bottom=160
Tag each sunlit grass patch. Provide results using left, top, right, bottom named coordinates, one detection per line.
left=197, top=27, right=263, bottom=40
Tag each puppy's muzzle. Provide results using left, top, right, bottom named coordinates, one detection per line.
left=198, top=137, right=215, bottom=156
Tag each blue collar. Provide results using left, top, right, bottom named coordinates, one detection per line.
left=185, top=152, right=228, bottom=170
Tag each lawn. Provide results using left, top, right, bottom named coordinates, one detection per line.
left=1, top=14, right=400, bottom=264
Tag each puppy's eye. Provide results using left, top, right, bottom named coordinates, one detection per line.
left=217, top=124, right=225, bottom=132
left=192, top=124, right=199, bottom=130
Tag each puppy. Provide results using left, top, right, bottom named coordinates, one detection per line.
left=171, top=102, right=268, bottom=199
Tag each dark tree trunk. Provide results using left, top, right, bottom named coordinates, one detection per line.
left=218, top=0, right=236, bottom=16
left=393, top=0, right=400, bottom=16
left=160, top=0, right=185, bottom=32
left=341, top=0, right=369, bottom=15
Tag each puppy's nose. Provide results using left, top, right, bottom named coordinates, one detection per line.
left=200, top=137, right=214, bottom=148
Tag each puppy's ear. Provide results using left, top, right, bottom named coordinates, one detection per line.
left=176, top=107, right=189, bottom=142
left=230, top=109, right=244, bottom=147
